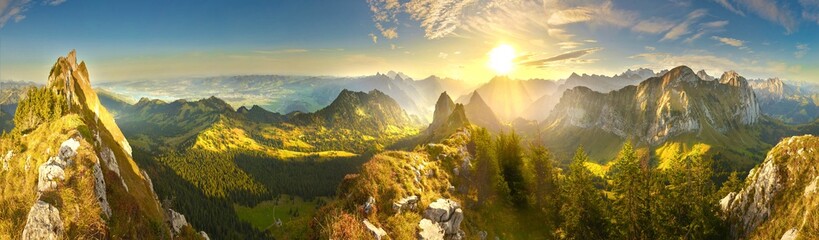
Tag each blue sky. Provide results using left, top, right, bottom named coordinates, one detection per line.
left=1, top=0, right=817, bottom=83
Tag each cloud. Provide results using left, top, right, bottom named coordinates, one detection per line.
left=367, top=0, right=401, bottom=39
left=254, top=49, right=309, bottom=54
left=683, top=20, right=729, bottom=43
left=713, top=0, right=744, bottom=15
left=630, top=51, right=798, bottom=79
left=45, top=0, right=65, bottom=6
left=800, top=0, right=819, bottom=24
left=368, top=33, right=378, bottom=43
left=645, top=46, right=656, bottom=51
left=662, top=9, right=707, bottom=41
left=557, top=41, right=583, bottom=50
left=702, top=20, right=729, bottom=28
left=0, top=0, right=66, bottom=28
left=367, top=0, right=634, bottom=42
left=631, top=17, right=675, bottom=33
left=795, top=43, right=810, bottom=58
left=547, top=7, right=594, bottom=25
left=712, top=36, right=745, bottom=47
left=404, top=0, right=474, bottom=39
left=716, top=0, right=798, bottom=33
left=520, top=48, right=603, bottom=66
left=547, top=1, right=635, bottom=27
left=438, top=52, right=448, bottom=59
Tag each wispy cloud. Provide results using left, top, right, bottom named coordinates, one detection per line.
left=645, top=46, right=656, bottom=51
left=254, top=49, right=309, bottom=54
left=631, top=17, right=675, bottom=34
left=557, top=41, right=583, bottom=50
left=368, top=33, right=378, bottom=43
left=662, top=9, right=707, bottom=41
left=800, top=0, right=819, bottom=24
left=683, top=20, right=729, bottom=44
left=520, top=48, right=603, bottom=67
left=0, top=0, right=66, bottom=28
left=713, top=0, right=744, bottom=15
left=715, top=0, right=798, bottom=33
left=795, top=43, right=810, bottom=58
left=712, top=36, right=745, bottom=48
left=366, top=0, right=401, bottom=39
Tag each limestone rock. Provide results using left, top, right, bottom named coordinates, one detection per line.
left=58, top=138, right=80, bottom=164
left=363, top=219, right=387, bottom=240
left=363, top=196, right=376, bottom=214
left=780, top=228, right=798, bottom=240
left=100, top=146, right=128, bottom=191
left=22, top=201, right=64, bottom=240
left=92, top=161, right=112, bottom=218
left=168, top=209, right=189, bottom=234
left=199, top=231, right=211, bottom=240
left=419, top=198, right=464, bottom=239
left=37, top=157, right=65, bottom=193
left=393, top=195, right=419, bottom=213
left=418, top=219, right=445, bottom=240
left=2, top=150, right=11, bottom=171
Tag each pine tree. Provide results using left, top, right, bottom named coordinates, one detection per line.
left=472, top=128, right=504, bottom=207
left=529, top=144, right=561, bottom=234
left=496, top=131, right=528, bottom=207
left=609, top=141, right=652, bottom=240
left=560, top=146, right=607, bottom=240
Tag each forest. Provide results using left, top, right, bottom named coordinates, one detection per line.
left=462, top=128, right=740, bottom=239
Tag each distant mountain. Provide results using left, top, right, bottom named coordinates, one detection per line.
left=293, top=89, right=414, bottom=133
left=696, top=69, right=717, bottom=81
left=98, top=72, right=476, bottom=124
left=427, top=92, right=456, bottom=134
left=455, top=76, right=534, bottom=122
left=463, top=91, right=502, bottom=132
left=538, top=66, right=790, bottom=170
left=0, top=50, right=203, bottom=239
left=546, top=66, right=760, bottom=145
left=721, top=135, right=819, bottom=239
left=749, top=77, right=819, bottom=124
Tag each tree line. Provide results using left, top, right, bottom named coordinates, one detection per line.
left=467, top=128, right=741, bottom=239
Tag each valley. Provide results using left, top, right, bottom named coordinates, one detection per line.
left=3, top=1, right=819, bottom=238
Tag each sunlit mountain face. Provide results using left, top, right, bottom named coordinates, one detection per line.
left=1, top=1, right=819, bottom=239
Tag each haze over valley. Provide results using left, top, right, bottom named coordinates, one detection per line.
left=2, top=1, right=819, bottom=239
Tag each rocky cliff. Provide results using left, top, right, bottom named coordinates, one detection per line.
left=720, top=135, right=819, bottom=239
left=544, top=66, right=761, bottom=145
left=0, top=50, right=203, bottom=239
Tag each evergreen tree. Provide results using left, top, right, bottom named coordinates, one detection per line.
left=472, top=128, right=504, bottom=207
left=560, top=147, right=607, bottom=240
left=529, top=144, right=561, bottom=234
left=496, top=131, right=528, bottom=207
left=609, top=142, right=652, bottom=239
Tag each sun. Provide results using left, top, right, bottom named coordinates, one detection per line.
left=488, top=44, right=516, bottom=75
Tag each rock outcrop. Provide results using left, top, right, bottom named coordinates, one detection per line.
left=363, top=219, right=388, bottom=240
left=720, top=135, right=819, bottom=239
left=21, top=201, right=63, bottom=240
left=418, top=198, right=464, bottom=239
left=429, top=92, right=456, bottom=133
left=168, top=208, right=189, bottom=235
left=545, top=66, right=762, bottom=145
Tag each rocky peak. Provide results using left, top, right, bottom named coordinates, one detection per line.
left=428, top=92, right=456, bottom=133
left=721, top=135, right=818, bottom=239
left=464, top=91, right=502, bottom=131
left=696, top=69, right=716, bottom=81
left=719, top=70, right=749, bottom=88
left=659, top=66, right=699, bottom=87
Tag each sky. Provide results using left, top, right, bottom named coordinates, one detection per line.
left=0, top=0, right=818, bottom=84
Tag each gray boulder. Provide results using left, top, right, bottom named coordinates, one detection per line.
left=37, top=157, right=65, bottom=193
left=92, top=161, right=112, bottom=218
left=393, top=195, right=419, bottom=213
left=362, top=219, right=387, bottom=240
left=22, top=201, right=63, bottom=240
left=419, top=198, right=464, bottom=239
left=168, top=209, right=189, bottom=234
